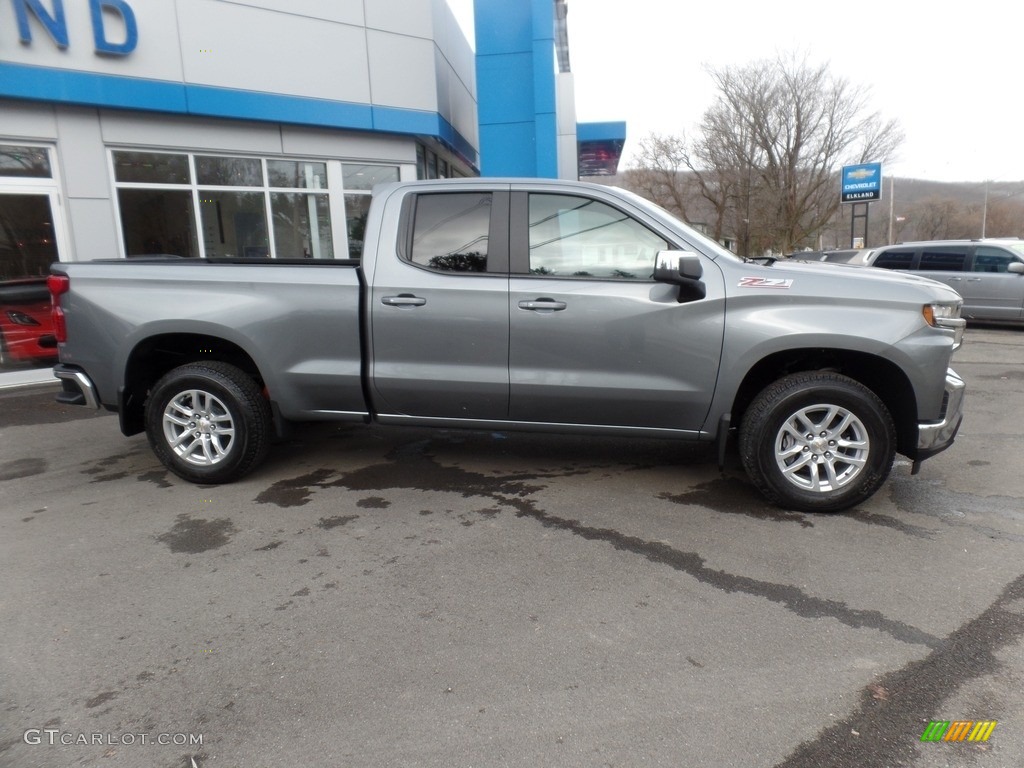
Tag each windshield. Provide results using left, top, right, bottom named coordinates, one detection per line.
left=608, top=186, right=744, bottom=262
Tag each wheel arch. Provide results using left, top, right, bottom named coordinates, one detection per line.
left=120, top=333, right=265, bottom=437
left=730, top=348, right=918, bottom=457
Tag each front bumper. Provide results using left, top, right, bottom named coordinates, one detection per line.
left=915, top=368, right=965, bottom=460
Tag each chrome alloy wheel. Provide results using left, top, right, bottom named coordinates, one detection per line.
left=161, top=389, right=236, bottom=466
left=773, top=403, right=870, bottom=493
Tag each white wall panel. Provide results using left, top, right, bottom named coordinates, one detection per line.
left=100, top=113, right=283, bottom=154
left=65, top=197, right=120, bottom=262
left=366, top=32, right=438, bottom=112
left=177, top=0, right=371, bottom=103
left=0, top=2, right=185, bottom=82
left=224, top=0, right=365, bottom=26
left=0, top=101, right=58, bottom=140
left=365, top=0, right=433, bottom=38
left=280, top=127, right=415, bottom=163
left=54, top=108, right=109, bottom=199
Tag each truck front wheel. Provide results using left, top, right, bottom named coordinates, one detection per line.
left=144, top=362, right=271, bottom=484
left=739, top=372, right=896, bottom=513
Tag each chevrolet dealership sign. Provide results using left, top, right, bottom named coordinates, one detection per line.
left=841, top=162, right=882, bottom=203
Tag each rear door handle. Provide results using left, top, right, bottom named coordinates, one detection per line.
left=946, top=277, right=963, bottom=282
left=518, top=299, right=567, bottom=311
left=967, top=277, right=982, bottom=282
left=381, top=294, right=426, bottom=307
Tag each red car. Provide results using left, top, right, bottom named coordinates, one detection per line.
left=0, top=278, right=58, bottom=368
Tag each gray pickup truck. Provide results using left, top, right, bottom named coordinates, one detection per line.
left=49, top=179, right=966, bottom=512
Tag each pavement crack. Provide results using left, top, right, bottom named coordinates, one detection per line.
left=773, top=572, right=1024, bottom=768
left=505, top=498, right=942, bottom=650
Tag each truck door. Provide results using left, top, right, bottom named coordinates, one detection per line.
left=368, top=188, right=510, bottom=420
left=507, top=190, right=725, bottom=432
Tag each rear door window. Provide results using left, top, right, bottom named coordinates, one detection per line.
left=872, top=248, right=916, bottom=269
left=409, top=192, right=492, bottom=273
left=918, top=246, right=969, bottom=271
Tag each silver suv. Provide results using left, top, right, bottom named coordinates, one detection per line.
left=866, top=239, right=1024, bottom=323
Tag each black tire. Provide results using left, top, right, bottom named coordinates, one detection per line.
left=0, top=332, right=9, bottom=369
left=144, top=361, right=271, bottom=484
left=739, top=372, right=896, bottom=513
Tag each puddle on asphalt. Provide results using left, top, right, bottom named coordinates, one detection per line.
left=156, top=514, right=237, bottom=553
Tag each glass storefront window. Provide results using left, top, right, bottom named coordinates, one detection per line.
left=113, top=151, right=191, bottom=184
left=342, top=164, right=399, bottom=191
left=267, top=160, right=328, bottom=190
left=112, top=150, right=413, bottom=261
left=117, top=188, right=199, bottom=257
left=199, top=191, right=269, bottom=258
left=271, top=193, right=334, bottom=259
left=196, top=156, right=263, bottom=187
left=343, top=194, right=371, bottom=259
left=0, top=145, right=52, bottom=179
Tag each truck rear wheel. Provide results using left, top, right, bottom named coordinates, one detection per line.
left=739, top=372, right=895, bottom=513
left=144, top=362, right=271, bottom=484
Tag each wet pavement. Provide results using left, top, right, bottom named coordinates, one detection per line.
left=1, top=326, right=1023, bottom=768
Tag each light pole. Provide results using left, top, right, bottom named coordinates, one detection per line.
left=981, top=181, right=989, bottom=238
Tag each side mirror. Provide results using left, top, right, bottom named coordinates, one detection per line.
left=1008, top=261, right=1024, bottom=274
left=654, top=250, right=706, bottom=301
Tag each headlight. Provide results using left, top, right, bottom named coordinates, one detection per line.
left=923, top=303, right=965, bottom=349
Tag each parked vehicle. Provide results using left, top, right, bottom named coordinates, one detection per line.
left=865, top=239, right=1024, bottom=323
left=0, top=278, right=57, bottom=368
left=50, top=179, right=967, bottom=512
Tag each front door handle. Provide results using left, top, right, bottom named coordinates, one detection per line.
left=967, top=277, right=982, bottom=282
left=381, top=294, right=427, bottom=307
left=518, top=299, right=567, bottom=312
left=947, top=277, right=963, bottom=282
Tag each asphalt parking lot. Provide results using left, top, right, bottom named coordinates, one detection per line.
left=2, top=326, right=1023, bottom=768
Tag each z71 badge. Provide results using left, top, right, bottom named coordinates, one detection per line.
left=738, top=277, right=794, bottom=289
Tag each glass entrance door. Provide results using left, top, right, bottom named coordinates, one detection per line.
left=0, top=145, right=66, bottom=374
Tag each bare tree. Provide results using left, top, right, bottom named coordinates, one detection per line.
left=627, top=54, right=903, bottom=255
left=622, top=134, right=696, bottom=222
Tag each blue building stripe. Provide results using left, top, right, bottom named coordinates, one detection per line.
left=0, top=61, right=479, bottom=169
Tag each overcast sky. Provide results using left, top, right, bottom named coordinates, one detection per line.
left=451, top=1, right=1024, bottom=184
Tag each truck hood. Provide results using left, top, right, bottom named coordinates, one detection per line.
left=731, top=260, right=963, bottom=304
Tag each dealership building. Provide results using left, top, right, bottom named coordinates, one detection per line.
left=0, top=0, right=625, bottom=383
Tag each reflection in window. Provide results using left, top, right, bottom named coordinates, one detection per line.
left=0, top=145, right=52, bottom=178
left=196, top=156, right=263, bottom=187
left=410, top=193, right=490, bottom=272
left=0, top=195, right=58, bottom=279
left=113, top=151, right=190, bottom=184
left=199, top=192, right=269, bottom=258
left=267, top=160, right=328, bottom=189
left=118, top=189, right=198, bottom=257
left=342, top=164, right=399, bottom=191
left=344, top=194, right=371, bottom=259
left=527, top=194, right=666, bottom=279
left=271, top=193, right=334, bottom=258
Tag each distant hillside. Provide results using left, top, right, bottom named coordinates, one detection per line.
left=588, top=173, right=1024, bottom=248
